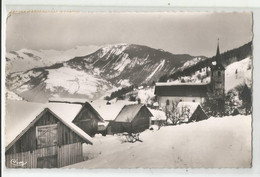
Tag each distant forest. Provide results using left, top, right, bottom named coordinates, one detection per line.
left=160, top=41, right=252, bottom=81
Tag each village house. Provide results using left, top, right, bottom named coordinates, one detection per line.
left=173, top=102, right=208, bottom=124
left=107, top=104, right=153, bottom=134
left=149, top=108, right=167, bottom=126
left=49, top=98, right=106, bottom=137
left=72, top=102, right=104, bottom=137
left=155, top=41, right=225, bottom=112
left=5, top=102, right=93, bottom=168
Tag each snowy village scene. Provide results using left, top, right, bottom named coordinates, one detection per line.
left=4, top=12, right=252, bottom=168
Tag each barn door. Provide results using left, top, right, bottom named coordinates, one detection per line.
left=36, top=124, right=58, bottom=148
left=37, top=155, right=58, bottom=168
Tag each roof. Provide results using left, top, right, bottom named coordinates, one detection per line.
left=91, top=100, right=137, bottom=121
left=149, top=108, right=167, bottom=121
left=155, top=83, right=208, bottom=97
left=73, top=102, right=104, bottom=123
left=175, top=102, right=200, bottom=116
left=211, top=40, right=225, bottom=70
left=114, top=104, right=152, bottom=123
left=5, top=101, right=93, bottom=152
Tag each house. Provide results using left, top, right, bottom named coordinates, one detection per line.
left=155, top=83, right=208, bottom=112
left=173, top=102, right=208, bottom=124
left=107, top=104, right=153, bottom=134
left=72, top=102, right=104, bottom=137
left=155, top=40, right=225, bottom=112
left=5, top=101, right=92, bottom=168
left=149, top=108, right=167, bottom=126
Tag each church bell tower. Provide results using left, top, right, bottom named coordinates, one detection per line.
left=210, top=39, right=225, bottom=100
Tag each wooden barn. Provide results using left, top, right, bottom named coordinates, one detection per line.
left=107, top=104, right=153, bottom=134
left=5, top=101, right=93, bottom=168
left=173, top=102, right=208, bottom=124
left=72, top=102, right=104, bottom=137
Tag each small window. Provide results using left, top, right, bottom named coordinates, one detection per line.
left=218, top=71, right=221, bottom=77
left=166, top=99, right=170, bottom=105
left=192, top=100, right=195, bottom=102
left=36, top=124, right=58, bottom=148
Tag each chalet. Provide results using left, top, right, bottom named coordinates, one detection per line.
left=173, top=102, right=208, bottom=124
left=72, top=102, right=104, bottom=137
left=155, top=40, right=225, bottom=112
left=5, top=102, right=92, bottom=168
left=107, top=104, right=153, bottom=134
left=149, top=108, right=167, bottom=126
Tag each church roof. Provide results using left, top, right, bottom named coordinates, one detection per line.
left=154, top=83, right=208, bottom=97
left=212, top=39, right=225, bottom=70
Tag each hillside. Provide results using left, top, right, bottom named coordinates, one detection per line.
left=5, top=45, right=100, bottom=73
left=168, top=56, right=252, bottom=93
left=65, top=115, right=251, bottom=168
left=6, top=44, right=201, bottom=102
left=168, top=41, right=252, bottom=80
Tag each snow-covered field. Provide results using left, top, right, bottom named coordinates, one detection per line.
left=66, top=115, right=251, bottom=168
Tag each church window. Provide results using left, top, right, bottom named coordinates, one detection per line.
left=218, top=71, right=221, bottom=77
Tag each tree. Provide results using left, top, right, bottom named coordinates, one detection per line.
left=240, top=84, right=252, bottom=115
left=158, top=74, right=168, bottom=82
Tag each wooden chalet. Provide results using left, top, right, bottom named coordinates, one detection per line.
left=107, top=104, right=153, bottom=134
left=173, top=102, right=208, bottom=124
left=5, top=102, right=92, bottom=168
left=72, top=102, right=104, bottom=137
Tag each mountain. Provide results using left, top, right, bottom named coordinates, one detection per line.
left=168, top=41, right=252, bottom=80
left=5, top=45, right=101, bottom=73
left=6, top=44, right=201, bottom=102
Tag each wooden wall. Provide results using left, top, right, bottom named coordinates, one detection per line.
left=109, top=107, right=151, bottom=134
left=6, top=142, right=83, bottom=168
left=6, top=111, right=84, bottom=155
left=132, top=106, right=151, bottom=133
left=73, top=106, right=99, bottom=136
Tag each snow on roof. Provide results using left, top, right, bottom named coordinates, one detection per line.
left=91, top=100, right=137, bottom=121
left=49, top=97, right=89, bottom=103
left=149, top=108, right=167, bottom=121
left=176, top=102, right=200, bottom=115
left=114, top=104, right=152, bottom=123
left=5, top=101, right=93, bottom=149
left=156, top=82, right=208, bottom=86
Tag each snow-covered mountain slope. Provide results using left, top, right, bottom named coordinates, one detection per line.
left=65, top=115, right=251, bottom=168
left=6, top=44, right=199, bottom=102
left=168, top=57, right=252, bottom=92
left=6, top=45, right=100, bottom=73
left=225, top=57, right=252, bottom=92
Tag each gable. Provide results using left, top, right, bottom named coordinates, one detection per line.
left=6, top=108, right=92, bottom=154
left=72, top=103, right=103, bottom=123
left=114, top=104, right=143, bottom=123
left=134, top=106, right=153, bottom=120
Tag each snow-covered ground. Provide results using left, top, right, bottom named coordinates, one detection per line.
left=225, top=57, right=252, bottom=92
left=66, top=115, right=251, bottom=168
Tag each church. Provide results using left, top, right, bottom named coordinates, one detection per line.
left=154, top=41, right=225, bottom=112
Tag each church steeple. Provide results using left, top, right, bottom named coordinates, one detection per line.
left=216, top=38, right=221, bottom=64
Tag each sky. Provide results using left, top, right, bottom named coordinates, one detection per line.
left=6, top=12, right=252, bottom=57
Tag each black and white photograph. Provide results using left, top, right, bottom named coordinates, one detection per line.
left=4, top=11, right=253, bottom=168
